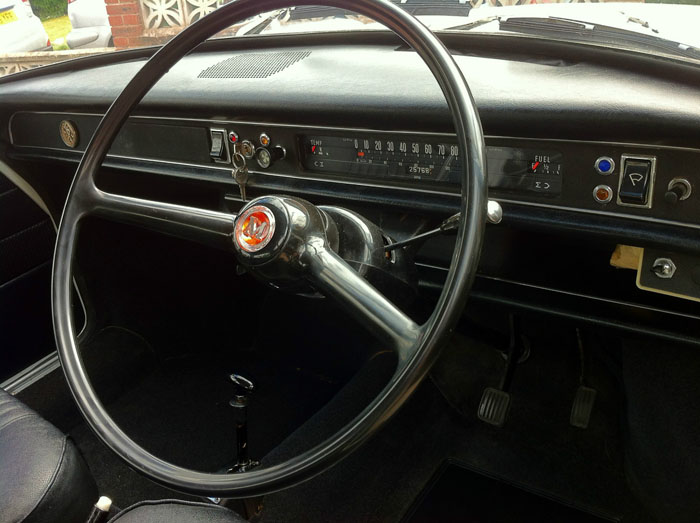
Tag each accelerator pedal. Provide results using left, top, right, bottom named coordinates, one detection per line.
left=570, top=385, right=597, bottom=429
left=570, top=329, right=598, bottom=429
left=478, top=388, right=511, bottom=427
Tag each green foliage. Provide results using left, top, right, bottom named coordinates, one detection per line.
left=30, top=0, right=67, bottom=21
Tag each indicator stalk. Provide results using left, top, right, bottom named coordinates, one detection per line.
left=385, top=213, right=460, bottom=252
left=386, top=201, right=502, bottom=252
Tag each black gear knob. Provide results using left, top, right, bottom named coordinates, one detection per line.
left=230, top=373, right=255, bottom=395
left=229, top=373, right=255, bottom=420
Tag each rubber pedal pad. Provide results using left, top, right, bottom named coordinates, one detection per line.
left=477, top=387, right=511, bottom=427
left=570, top=385, right=597, bottom=429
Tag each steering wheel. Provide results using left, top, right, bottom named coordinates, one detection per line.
left=52, top=0, right=487, bottom=498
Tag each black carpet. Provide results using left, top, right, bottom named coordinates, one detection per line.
left=19, top=324, right=349, bottom=508
left=19, top=317, right=654, bottom=522
left=258, top=323, right=652, bottom=523
left=403, top=461, right=618, bottom=523
left=622, top=337, right=700, bottom=523
left=69, top=350, right=344, bottom=507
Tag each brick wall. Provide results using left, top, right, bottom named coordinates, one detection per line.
left=105, top=0, right=149, bottom=48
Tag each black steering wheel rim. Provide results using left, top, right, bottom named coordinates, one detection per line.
left=52, top=0, right=487, bottom=498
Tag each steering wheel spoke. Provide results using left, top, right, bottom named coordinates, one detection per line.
left=84, top=188, right=236, bottom=251
left=304, top=240, right=422, bottom=361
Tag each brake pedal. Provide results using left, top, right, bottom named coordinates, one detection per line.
left=477, top=314, right=527, bottom=428
left=478, top=388, right=511, bottom=427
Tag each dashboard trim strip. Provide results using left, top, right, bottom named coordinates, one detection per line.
left=10, top=110, right=700, bottom=154
left=418, top=262, right=700, bottom=323
left=13, top=145, right=700, bottom=235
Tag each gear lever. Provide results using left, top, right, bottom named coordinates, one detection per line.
left=228, top=373, right=259, bottom=473
left=205, top=374, right=263, bottom=518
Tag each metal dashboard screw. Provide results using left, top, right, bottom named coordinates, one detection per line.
left=651, top=258, right=676, bottom=279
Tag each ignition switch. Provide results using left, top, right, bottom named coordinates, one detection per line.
left=239, top=140, right=255, bottom=159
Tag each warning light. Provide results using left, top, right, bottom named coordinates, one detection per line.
left=593, top=184, right=613, bottom=204
left=228, top=131, right=238, bottom=144
left=595, top=156, right=615, bottom=175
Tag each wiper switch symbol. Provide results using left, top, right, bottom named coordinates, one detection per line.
left=628, top=173, right=644, bottom=186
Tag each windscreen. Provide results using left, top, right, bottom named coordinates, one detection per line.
left=1, top=0, right=699, bottom=77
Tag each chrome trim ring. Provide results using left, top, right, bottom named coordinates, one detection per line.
left=594, top=156, right=615, bottom=175
left=593, top=184, right=613, bottom=204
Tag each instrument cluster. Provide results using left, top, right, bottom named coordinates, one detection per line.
left=299, top=133, right=563, bottom=196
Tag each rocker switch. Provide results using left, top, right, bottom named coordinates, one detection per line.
left=618, top=157, right=654, bottom=207
left=209, top=129, right=228, bottom=162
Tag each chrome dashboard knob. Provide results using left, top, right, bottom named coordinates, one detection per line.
left=664, top=178, right=692, bottom=204
left=256, top=145, right=285, bottom=169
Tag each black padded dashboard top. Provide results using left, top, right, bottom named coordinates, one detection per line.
left=1, top=38, right=700, bottom=145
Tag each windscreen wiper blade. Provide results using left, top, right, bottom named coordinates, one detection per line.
left=240, top=8, right=290, bottom=35
left=448, top=15, right=700, bottom=60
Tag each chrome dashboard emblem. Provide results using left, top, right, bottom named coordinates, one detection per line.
left=235, top=205, right=276, bottom=253
left=59, top=120, right=79, bottom=148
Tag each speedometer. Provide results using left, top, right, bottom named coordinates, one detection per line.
left=301, top=134, right=463, bottom=183
left=299, top=133, right=563, bottom=195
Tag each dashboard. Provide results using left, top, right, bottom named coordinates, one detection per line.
left=10, top=110, right=700, bottom=304
left=2, top=34, right=700, bottom=343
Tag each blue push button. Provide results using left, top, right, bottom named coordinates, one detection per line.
left=595, top=156, right=615, bottom=175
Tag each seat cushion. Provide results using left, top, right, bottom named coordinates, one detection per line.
left=0, top=388, right=97, bottom=523
left=107, top=500, right=247, bottom=523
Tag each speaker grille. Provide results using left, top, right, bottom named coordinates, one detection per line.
left=198, top=51, right=311, bottom=79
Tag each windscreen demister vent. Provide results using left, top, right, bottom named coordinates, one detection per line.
left=198, top=51, right=311, bottom=79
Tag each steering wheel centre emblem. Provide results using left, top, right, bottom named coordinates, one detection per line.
left=235, top=205, right=276, bottom=253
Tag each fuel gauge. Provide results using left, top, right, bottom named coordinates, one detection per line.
left=528, top=154, right=562, bottom=176
left=487, top=147, right=563, bottom=195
